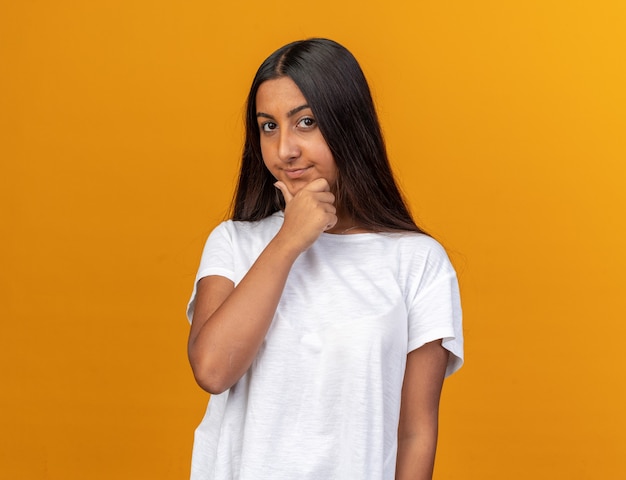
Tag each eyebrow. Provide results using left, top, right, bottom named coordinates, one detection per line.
left=256, top=104, right=311, bottom=120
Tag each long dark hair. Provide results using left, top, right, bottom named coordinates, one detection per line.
left=232, top=38, right=425, bottom=234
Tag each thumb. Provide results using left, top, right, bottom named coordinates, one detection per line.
left=274, top=181, right=294, bottom=204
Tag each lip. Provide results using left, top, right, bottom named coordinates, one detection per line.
left=283, top=166, right=312, bottom=179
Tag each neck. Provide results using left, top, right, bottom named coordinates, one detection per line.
left=325, top=209, right=369, bottom=235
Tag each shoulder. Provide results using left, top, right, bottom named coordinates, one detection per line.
left=384, top=233, right=457, bottom=288
left=211, top=212, right=284, bottom=239
left=201, top=213, right=284, bottom=261
left=394, top=232, right=445, bottom=252
left=382, top=232, right=451, bottom=266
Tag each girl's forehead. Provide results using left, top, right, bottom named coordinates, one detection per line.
left=256, top=77, right=308, bottom=112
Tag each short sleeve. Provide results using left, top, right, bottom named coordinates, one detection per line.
left=186, top=222, right=236, bottom=323
left=406, top=239, right=464, bottom=377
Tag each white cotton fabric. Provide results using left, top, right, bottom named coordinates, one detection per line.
left=186, top=212, right=463, bottom=480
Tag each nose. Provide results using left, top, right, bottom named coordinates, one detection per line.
left=277, top=128, right=300, bottom=163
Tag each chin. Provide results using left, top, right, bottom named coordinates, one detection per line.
left=282, top=179, right=308, bottom=194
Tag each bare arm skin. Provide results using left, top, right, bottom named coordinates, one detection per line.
left=396, top=340, right=450, bottom=480
left=188, top=179, right=336, bottom=394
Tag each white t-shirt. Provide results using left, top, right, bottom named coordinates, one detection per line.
left=187, top=212, right=463, bottom=480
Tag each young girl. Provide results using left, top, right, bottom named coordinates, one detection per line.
left=187, top=38, right=463, bottom=480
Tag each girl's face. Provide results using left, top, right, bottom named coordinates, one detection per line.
left=256, top=76, right=337, bottom=197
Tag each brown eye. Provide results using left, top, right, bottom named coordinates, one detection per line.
left=297, top=117, right=316, bottom=128
left=261, top=122, right=277, bottom=132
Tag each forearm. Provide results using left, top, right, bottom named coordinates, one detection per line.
left=189, top=179, right=336, bottom=394
left=188, top=232, right=301, bottom=394
left=396, top=423, right=439, bottom=480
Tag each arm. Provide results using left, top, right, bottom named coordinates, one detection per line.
left=188, top=179, right=336, bottom=394
left=396, top=340, right=449, bottom=480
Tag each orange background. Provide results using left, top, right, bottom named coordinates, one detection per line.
left=1, top=1, right=625, bottom=478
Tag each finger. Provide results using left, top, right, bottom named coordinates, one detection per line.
left=324, top=214, right=338, bottom=231
left=305, top=177, right=331, bottom=192
left=316, top=191, right=335, bottom=205
left=316, top=200, right=336, bottom=214
left=274, top=181, right=294, bottom=204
